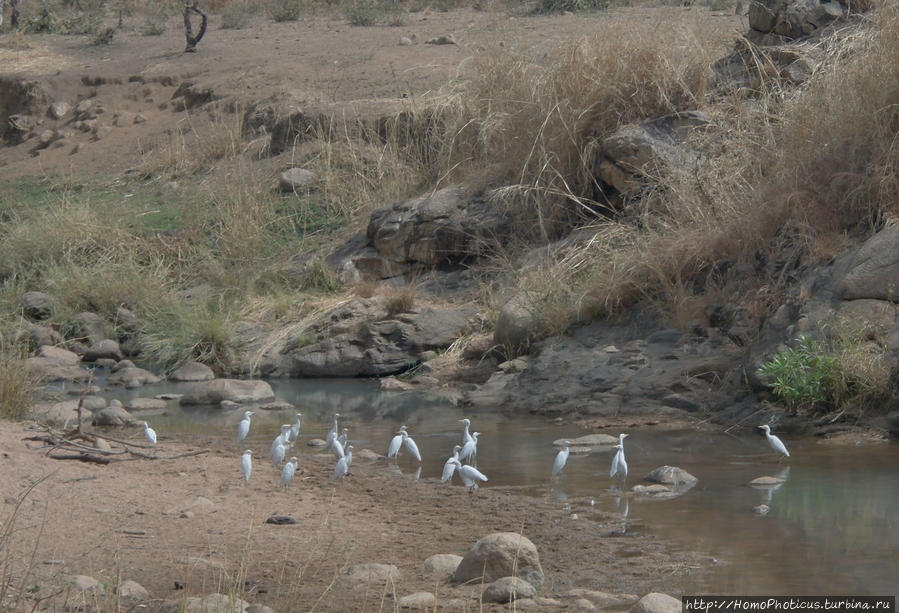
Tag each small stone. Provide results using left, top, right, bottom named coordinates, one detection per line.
left=576, top=598, right=597, bottom=611
left=180, top=510, right=195, bottom=519
left=117, top=579, right=149, bottom=601
left=264, top=516, right=297, bottom=525
left=307, top=438, right=327, bottom=447
left=750, top=476, right=786, bottom=486
left=425, top=33, right=457, bottom=45
left=421, top=553, right=462, bottom=576
left=399, top=36, right=413, bottom=45
left=482, top=576, right=536, bottom=603
left=49, top=101, right=71, bottom=120
left=629, top=593, right=682, bottom=613
left=134, top=113, right=147, bottom=124
left=753, top=504, right=770, bottom=515
left=67, top=575, right=104, bottom=593
left=279, top=167, right=316, bottom=192
left=21, top=291, right=53, bottom=320
left=354, top=448, right=382, bottom=461
left=344, top=563, right=401, bottom=585
left=643, top=466, right=698, bottom=487
left=397, top=591, right=436, bottom=608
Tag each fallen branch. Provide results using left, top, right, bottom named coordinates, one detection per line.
left=47, top=452, right=110, bottom=465
left=125, top=448, right=210, bottom=460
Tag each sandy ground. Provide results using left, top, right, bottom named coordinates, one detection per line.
left=0, top=6, right=743, bottom=178
left=0, top=420, right=709, bottom=611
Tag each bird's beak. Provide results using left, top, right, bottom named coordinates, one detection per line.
left=757, top=426, right=764, bottom=429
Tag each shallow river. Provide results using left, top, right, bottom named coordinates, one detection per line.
left=103, top=378, right=899, bottom=596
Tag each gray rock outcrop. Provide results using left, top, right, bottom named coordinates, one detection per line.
left=21, top=291, right=53, bottom=320
left=170, top=362, right=216, bottom=382
left=644, top=466, right=699, bottom=487
left=749, top=0, right=844, bottom=40
left=180, top=378, right=275, bottom=405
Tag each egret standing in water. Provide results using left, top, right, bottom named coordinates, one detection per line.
left=241, top=449, right=252, bottom=484
left=458, top=418, right=474, bottom=445
left=610, top=443, right=628, bottom=482
left=448, top=458, right=488, bottom=492
left=400, top=429, right=422, bottom=463
left=552, top=441, right=571, bottom=477
left=758, top=424, right=790, bottom=458
left=442, top=445, right=462, bottom=482
left=325, top=413, right=341, bottom=451
left=279, top=456, right=298, bottom=488
left=288, top=413, right=302, bottom=444
left=333, top=445, right=353, bottom=482
left=387, top=425, right=408, bottom=460
left=142, top=421, right=157, bottom=445
left=610, top=433, right=629, bottom=482
left=459, top=431, right=479, bottom=465
left=236, top=411, right=254, bottom=443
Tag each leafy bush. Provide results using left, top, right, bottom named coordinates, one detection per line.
left=757, top=336, right=838, bottom=410
left=757, top=331, right=892, bottom=412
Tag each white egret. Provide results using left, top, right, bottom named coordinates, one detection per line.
left=241, top=449, right=252, bottom=483
left=449, top=458, right=488, bottom=492
left=288, top=413, right=302, bottom=444
left=331, top=436, right=346, bottom=459
left=459, top=431, right=479, bottom=464
left=236, top=411, right=254, bottom=443
left=400, top=429, right=422, bottom=463
left=333, top=445, right=353, bottom=482
left=552, top=441, right=571, bottom=477
left=387, top=425, right=408, bottom=459
left=279, top=456, right=298, bottom=488
left=142, top=421, right=157, bottom=445
left=271, top=440, right=287, bottom=466
left=271, top=424, right=291, bottom=457
left=458, top=418, right=474, bottom=446
left=610, top=443, right=628, bottom=481
left=758, top=424, right=790, bottom=457
left=441, top=445, right=462, bottom=483
left=336, top=428, right=349, bottom=450
left=325, top=413, right=341, bottom=451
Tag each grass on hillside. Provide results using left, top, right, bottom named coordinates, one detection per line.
left=2, top=2, right=897, bottom=387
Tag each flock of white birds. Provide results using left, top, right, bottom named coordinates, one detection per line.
left=138, top=412, right=791, bottom=491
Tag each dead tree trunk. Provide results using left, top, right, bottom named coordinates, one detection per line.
left=0, top=0, right=5, bottom=28
left=183, top=0, right=207, bottom=53
left=9, top=0, right=20, bottom=28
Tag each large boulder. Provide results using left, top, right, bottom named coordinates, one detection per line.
left=275, top=299, right=477, bottom=377
left=596, top=111, right=710, bottom=199
left=93, top=404, right=139, bottom=426
left=180, top=379, right=275, bottom=405
left=835, top=225, right=899, bottom=301
left=365, top=185, right=508, bottom=276
left=24, top=356, right=91, bottom=382
left=644, top=466, right=699, bottom=487
left=70, top=312, right=110, bottom=345
left=107, top=366, right=162, bottom=387
left=493, top=293, right=539, bottom=355
left=20, top=291, right=53, bottom=320
left=420, top=554, right=462, bottom=577
left=169, top=362, right=215, bottom=382
left=83, top=339, right=124, bottom=362
left=453, top=533, right=544, bottom=588
left=749, top=0, right=844, bottom=40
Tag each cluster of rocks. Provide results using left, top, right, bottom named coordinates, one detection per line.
left=345, top=532, right=680, bottom=611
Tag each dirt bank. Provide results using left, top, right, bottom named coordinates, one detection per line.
left=0, top=420, right=708, bottom=611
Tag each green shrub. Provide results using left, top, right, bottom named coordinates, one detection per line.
left=757, top=331, right=892, bottom=412
left=757, top=336, right=839, bottom=411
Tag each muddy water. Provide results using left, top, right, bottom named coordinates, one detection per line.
left=107, top=378, right=899, bottom=596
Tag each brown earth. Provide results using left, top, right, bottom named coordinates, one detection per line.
left=0, top=420, right=709, bottom=611
left=0, top=6, right=743, bottom=178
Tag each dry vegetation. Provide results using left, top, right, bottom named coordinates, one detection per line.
left=1, top=0, right=898, bottom=385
